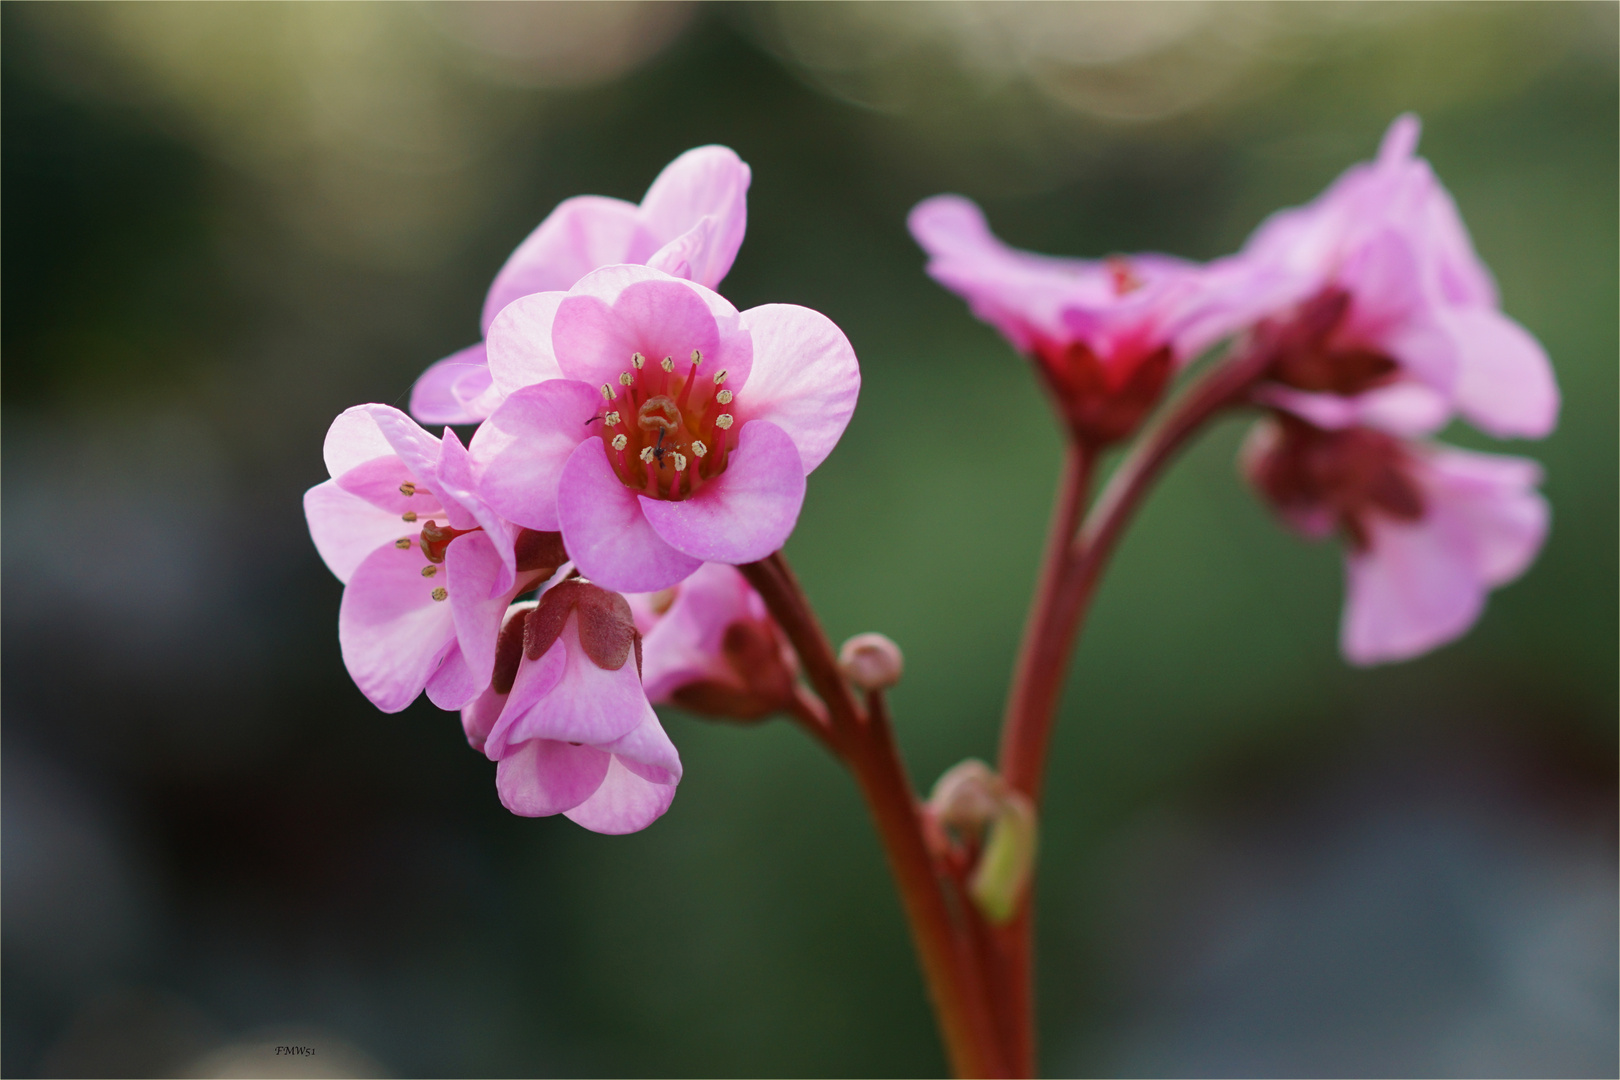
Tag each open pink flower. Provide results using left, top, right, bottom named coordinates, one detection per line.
left=304, top=404, right=567, bottom=712
left=627, top=563, right=797, bottom=719
left=468, top=264, right=860, bottom=593
left=1243, top=413, right=1548, bottom=665
left=1238, top=114, right=1558, bottom=440
left=462, top=583, right=681, bottom=833
left=411, top=146, right=752, bottom=425
left=908, top=195, right=1253, bottom=445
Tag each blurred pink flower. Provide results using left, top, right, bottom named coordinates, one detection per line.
left=410, top=146, right=752, bottom=424
left=628, top=563, right=797, bottom=719
left=1239, top=114, right=1559, bottom=440
left=1243, top=413, right=1548, bottom=665
left=908, top=195, right=1249, bottom=445
left=468, top=264, right=859, bottom=592
left=305, top=405, right=567, bottom=712
left=463, top=583, right=681, bottom=833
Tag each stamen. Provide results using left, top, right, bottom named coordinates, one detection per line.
left=691, top=349, right=703, bottom=367
left=660, top=356, right=675, bottom=373
left=715, top=414, right=734, bottom=430
left=399, top=481, right=417, bottom=496
left=618, top=372, right=633, bottom=386
left=431, top=587, right=448, bottom=602
left=713, top=369, right=728, bottom=385
left=672, top=451, right=688, bottom=472
left=640, top=446, right=656, bottom=464
left=612, top=434, right=628, bottom=451
left=402, top=511, right=419, bottom=523
left=716, top=389, right=733, bottom=405
left=632, top=352, right=646, bottom=369
left=395, top=538, right=412, bottom=549
left=421, top=565, right=438, bottom=578
left=604, top=411, right=621, bottom=426
left=691, top=440, right=708, bottom=458
left=601, top=384, right=616, bottom=401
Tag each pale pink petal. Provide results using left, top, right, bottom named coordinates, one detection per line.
left=445, top=532, right=512, bottom=689
left=645, top=215, right=714, bottom=281
left=501, top=620, right=656, bottom=746
left=338, top=542, right=458, bottom=712
left=350, top=405, right=444, bottom=491
left=323, top=406, right=401, bottom=479
left=334, top=456, right=438, bottom=516
left=1438, top=307, right=1559, bottom=439
left=485, top=291, right=567, bottom=397
left=304, top=480, right=413, bottom=584
left=1257, top=383, right=1451, bottom=438
left=1378, top=113, right=1421, bottom=165
left=1425, top=447, right=1549, bottom=586
left=1338, top=229, right=1426, bottom=343
left=556, top=439, right=702, bottom=592
left=484, top=639, right=568, bottom=760
left=563, top=755, right=677, bottom=834
left=435, top=429, right=516, bottom=590
left=495, top=738, right=612, bottom=818
left=1341, top=512, right=1484, bottom=666
left=410, top=343, right=495, bottom=425
left=481, top=195, right=650, bottom=332
left=638, top=563, right=753, bottom=700
left=425, top=642, right=480, bottom=711
left=736, top=304, right=860, bottom=473
left=639, top=420, right=806, bottom=565
left=637, top=145, right=750, bottom=289
left=470, top=379, right=599, bottom=532
left=552, top=270, right=744, bottom=390
left=462, top=686, right=506, bottom=751
left=1380, top=317, right=1460, bottom=399
left=598, top=711, right=683, bottom=786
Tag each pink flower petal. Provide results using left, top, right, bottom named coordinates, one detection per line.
left=639, top=420, right=806, bottom=565
left=495, top=738, right=612, bottom=818
left=501, top=619, right=656, bottom=747
left=436, top=430, right=516, bottom=591
left=304, top=479, right=414, bottom=584
left=350, top=405, right=444, bottom=491
left=1341, top=511, right=1484, bottom=667
left=445, top=532, right=512, bottom=689
left=334, top=456, right=438, bottom=516
left=598, top=712, right=683, bottom=786
left=637, top=145, right=750, bottom=289
left=1439, top=307, right=1559, bottom=439
left=1425, top=447, right=1549, bottom=586
left=556, top=439, right=702, bottom=592
left=410, top=342, right=495, bottom=425
left=638, top=563, right=755, bottom=701
left=552, top=269, right=740, bottom=390
left=425, top=642, right=480, bottom=710
left=486, top=291, right=568, bottom=397
left=323, top=406, right=402, bottom=479
left=470, top=380, right=599, bottom=532
left=737, top=304, right=860, bottom=474
left=481, top=195, right=649, bottom=333
left=484, top=638, right=568, bottom=760
left=339, top=542, right=459, bottom=712
left=461, top=686, right=505, bottom=751
left=563, top=755, right=677, bottom=834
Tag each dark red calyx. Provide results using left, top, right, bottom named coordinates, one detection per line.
left=514, top=529, right=568, bottom=576
left=523, top=581, right=638, bottom=671
left=491, top=608, right=529, bottom=695
left=1251, top=414, right=1426, bottom=551
left=1263, top=288, right=1400, bottom=396
left=1033, top=339, right=1174, bottom=448
left=670, top=619, right=796, bottom=722
left=419, top=521, right=479, bottom=563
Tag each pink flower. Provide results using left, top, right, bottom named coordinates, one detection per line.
left=467, top=264, right=860, bottom=593
left=1243, top=413, right=1549, bottom=665
left=410, top=146, right=752, bottom=425
left=462, top=582, right=681, bottom=833
left=1238, top=114, right=1559, bottom=440
left=304, top=404, right=568, bottom=712
left=627, top=563, right=797, bottom=719
left=908, top=195, right=1249, bottom=445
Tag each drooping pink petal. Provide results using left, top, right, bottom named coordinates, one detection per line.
left=1425, top=447, right=1549, bottom=586
left=470, top=379, right=599, bottom=532
left=556, top=439, right=702, bottom=592
left=638, top=563, right=755, bottom=701
left=435, top=429, right=517, bottom=590
left=484, top=637, right=568, bottom=760
left=1438, top=307, right=1560, bottom=439
left=462, top=686, right=505, bottom=751
left=563, top=755, right=677, bottom=834
left=500, top=619, right=656, bottom=747
left=639, top=420, right=806, bottom=565
left=445, top=532, right=512, bottom=690
left=481, top=195, right=649, bottom=332
left=495, top=738, right=612, bottom=818
left=737, top=304, right=861, bottom=473
left=1341, top=509, right=1485, bottom=666
left=1255, top=383, right=1451, bottom=438
left=304, top=480, right=413, bottom=584
left=425, top=642, right=480, bottom=711
left=486, top=292, right=568, bottom=397
left=598, top=711, right=683, bottom=786
left=552, top=270, right=738, bottom=390
left=338, top=542, right=459, bottom=712
left=637, top=145, right=750, bottom=289
left=410, top=342, right=496, bottom=425
left=351, top=405, right=444, bottom=492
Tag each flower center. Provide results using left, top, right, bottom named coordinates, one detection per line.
left=593, top=350, right=738, bottom=500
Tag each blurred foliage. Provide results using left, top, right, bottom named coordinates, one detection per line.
left=2, top=3, right=1614, bottom=1077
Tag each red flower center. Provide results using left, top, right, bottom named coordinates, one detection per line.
left=592, top=350, right=739, bottom=501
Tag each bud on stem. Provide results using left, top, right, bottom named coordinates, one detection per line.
left=927, top=759, right=1038, bottom=924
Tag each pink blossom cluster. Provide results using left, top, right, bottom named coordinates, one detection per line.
left=910, top=115, right=1557, bottom=665
left=306, top=148, right=857, bottom=832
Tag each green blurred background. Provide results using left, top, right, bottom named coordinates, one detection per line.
left=3, top=3, right=1614, bottom=1076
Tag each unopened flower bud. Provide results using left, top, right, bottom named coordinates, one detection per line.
left=926, top=759, right=1037, bottom=925
left=839, top=632, right=903, bottom=691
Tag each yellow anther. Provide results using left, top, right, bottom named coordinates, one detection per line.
left=618, top=372, right=633, bottom=386
left=691, top=440, right=708, bottom=458
left=421, top=565, right=438, bottom=578
left=713, top=369, right=728, bottom=385
left=639, top=446, right=656, bottom=464
left=431, top=587, right=448, bottom=602
left=394, top=538, right=411, bottom=550
left=631, top=352, right=646, bottom=369
left=611, top=434, right=628, bottom=451
left=604, top=411, right=621, bottom=426
left=402, top=511, right=419, bottom=523
left=399, top=481, right=417, bottom=497
left=660, top=356, right=675, bottom=373
left=601, top=384, right=616, bottom=401
left=690, top=350, right=702, bottom=366
left=716, top=389, right=733, bottom=405
left=672, top=452, right=688, bottom=472
left=715, top=413, right=734, bottom=430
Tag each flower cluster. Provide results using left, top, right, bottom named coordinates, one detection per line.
left=911, top=115, right=1556, bottom=664
left=306, top=147, right=858, bottom=831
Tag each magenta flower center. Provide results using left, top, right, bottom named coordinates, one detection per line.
left=595, top=349, right=738, bottom=501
